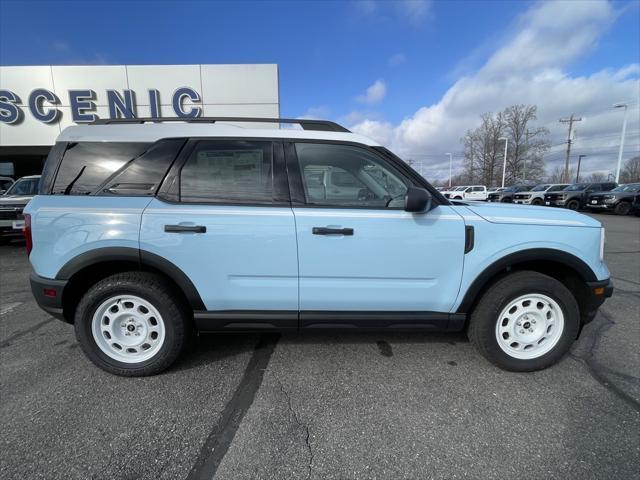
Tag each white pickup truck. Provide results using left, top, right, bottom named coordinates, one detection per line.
left=444, top=185, right=488, bottom=201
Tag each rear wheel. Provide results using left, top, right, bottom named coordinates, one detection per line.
left=614, top=201, right=631, bottom=216
left=566, top=199, right=580, bottom=210
left=468, top=271, right=579, bottom=371
left=74, top=272, right=190, bottom=376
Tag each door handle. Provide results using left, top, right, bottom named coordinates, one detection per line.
left=312, top=227, right=354, bottom=236
left=164, top=225, right=207, bottom=233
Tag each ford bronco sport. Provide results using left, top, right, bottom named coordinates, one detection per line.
left=25, top=117, right=612, bottom=376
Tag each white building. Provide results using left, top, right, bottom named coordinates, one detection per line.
left=0, top=64, right=279, bottom=177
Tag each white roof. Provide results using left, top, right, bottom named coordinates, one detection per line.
left=57, top=123, right=380, bottom=146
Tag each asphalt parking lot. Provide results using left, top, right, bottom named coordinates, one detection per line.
left=1, top=213, right=638, bottom=480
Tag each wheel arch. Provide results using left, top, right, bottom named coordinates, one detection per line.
left=56, top=247, right=205, bottom=323
left=457, top=248, right=596, bottom=323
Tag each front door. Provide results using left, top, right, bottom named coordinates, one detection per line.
left=286, top=142, right=466, bottom=327
left=140, top=139, right=298, bottom=327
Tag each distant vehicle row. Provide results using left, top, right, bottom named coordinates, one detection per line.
left=437, top=182, right=640, bottom=215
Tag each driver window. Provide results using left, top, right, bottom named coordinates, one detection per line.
left=295, top=143, right=409, bottom=208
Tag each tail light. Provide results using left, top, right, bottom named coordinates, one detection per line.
left=23, top=213, right=32, bottom=256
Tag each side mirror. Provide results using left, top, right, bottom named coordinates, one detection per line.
left=404, top=187, right=432, bottom=213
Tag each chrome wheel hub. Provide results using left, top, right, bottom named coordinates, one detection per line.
left=495, top=293, right=564, bottom=360
left=91, top=295, right=165, bottom=363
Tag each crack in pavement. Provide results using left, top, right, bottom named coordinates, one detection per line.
left=611, top=276, right=640, bottom=286
left=186, top=334, right=279, bottom=480
left=570, top=310, right=640, bottom=413
left=0, top=318, right=52, bottom=348
left=272, top=372, right=314, bottom=479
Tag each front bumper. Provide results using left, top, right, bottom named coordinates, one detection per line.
left=582, top=278, right=614, bottom=324
left=30, top=273, right=68, bottom=322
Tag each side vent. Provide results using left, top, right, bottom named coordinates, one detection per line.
left=464, top=226, right=475, bottom=254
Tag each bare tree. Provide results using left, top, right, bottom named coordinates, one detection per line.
left=462, top=111, right=506, bottom=187
left=502, top=105, right=549, bottom=184
left=547, top=165, right=574, bottom=183
left=621, top=156, right=640, bottom=183
left=461, top=105, right=549, bottom=187
left=584, top=172, right=607, bottom=182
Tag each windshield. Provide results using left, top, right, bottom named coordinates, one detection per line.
left=611, top=184, right=640, bottom=192
left=565, top=183, right=588, bottom=191
left=548, top=184, right=568, bottom=192
left=4, top=177, right=39, bottom=196
left=502, top=186, right=516, bottom=192
left=531, top=185, right=550, bottom=191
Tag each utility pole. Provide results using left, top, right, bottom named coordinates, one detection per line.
left=523, top=129, right=530, bottom=181
left=576, top=155, right=587, bottom=183
left=447, top=153, right=453, bottom=187
left=560, top=115, right=582, bottom=183
left=613, top=103, right=628, bottom=183
left=499, top=137, right=508, bottom=188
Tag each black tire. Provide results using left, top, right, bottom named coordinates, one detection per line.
left=454, top=196, right=462, bottom=200
left=501, top=197, right=512, bottom=203
left=74, top=272, right=190, bottom=376
left=467, top=271, right=580, bottom=372
left=614, top=201, right=631, bottom=216
left=566, top=199, right=580, bottom=210
left=531, top=198, right=543, bottom=206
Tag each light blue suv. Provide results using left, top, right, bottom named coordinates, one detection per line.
left=25, top=118, right=612, bottom=376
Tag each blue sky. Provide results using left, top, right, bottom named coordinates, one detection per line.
left=1, top=0, right=639, bottom=178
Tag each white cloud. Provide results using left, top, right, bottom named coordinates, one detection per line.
left=298, top=106, right=330, bottom=120
left=397, top=0, right=432, bottom=24
left=388, top=53, right=407, bottom=66
left=349, top=0, right=640, bottom=180
left=354, top=0, right=432, bottom=25
left=357, top=79, right=387, bottom=105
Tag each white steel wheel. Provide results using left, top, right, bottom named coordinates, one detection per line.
left=495, top=293, right=565, bottom=360
left=91, top=295, right=166, bottom=363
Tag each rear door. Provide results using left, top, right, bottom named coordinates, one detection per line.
left=140, top=139, right=298, bottom=326
left=286, top=141, right=466, bottom=327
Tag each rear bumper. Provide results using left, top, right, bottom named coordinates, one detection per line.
left=582, top=278, right=613, bottom=324
left=30, top=272, right=68, bottom=322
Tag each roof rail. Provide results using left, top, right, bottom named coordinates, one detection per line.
left=90, top=117, right=350, bottom=133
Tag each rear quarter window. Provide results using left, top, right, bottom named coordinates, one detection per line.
left=52, top=142, right=150, bottom=195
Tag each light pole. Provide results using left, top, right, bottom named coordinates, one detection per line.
left=576, top=155, right=587, bottom=183
left=499, top=137, right=508, bottom=188
left=614, top=103, right=628, bottom=183
left=446, top=153, right=453, bottom=187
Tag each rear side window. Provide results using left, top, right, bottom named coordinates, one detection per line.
left=179, top=140, right=273, bottom=203
left=52, top=142, right=150, bottom=195
left=100, top=139, right=185, bottom=196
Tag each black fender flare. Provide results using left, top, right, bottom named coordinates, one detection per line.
left=55, top=247, right=205, bottom=310
left=456, top=248, right=597, bottom=313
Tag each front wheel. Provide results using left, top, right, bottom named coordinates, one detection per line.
left=614, top=202, right=631, bottom=215
left=468, top=271, right=580, bottom=371
left=74, top=272, right=190, bottom=376
left=531, top=198, right=543, bottom=206
left=566, top=199, right=580, bottom=210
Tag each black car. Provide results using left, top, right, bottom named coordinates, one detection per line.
left=487, top=184, right=536, bottom=202
left=631, top=193, right=640, bottom=216
left=544, top=182, right=617, bottom=210
left=585, top=183, right=640, bottom=215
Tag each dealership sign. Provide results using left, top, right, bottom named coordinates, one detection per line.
left=0, top=87, right=203, bottom=124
